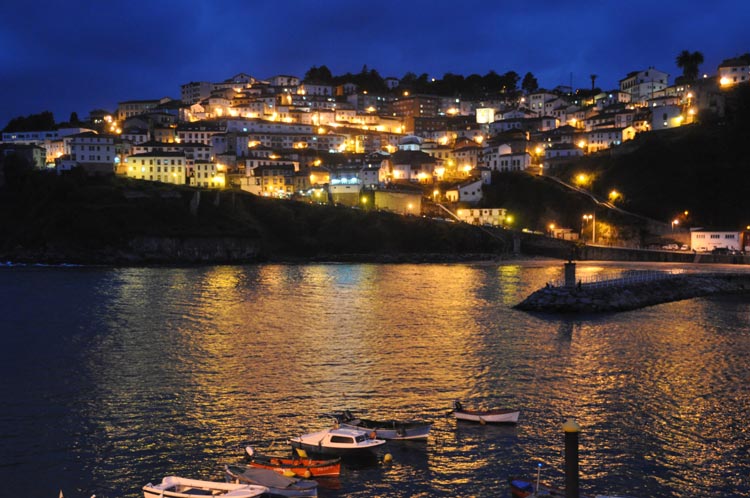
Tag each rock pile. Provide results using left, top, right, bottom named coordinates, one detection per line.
left=515, top=274, right=750, bottom=313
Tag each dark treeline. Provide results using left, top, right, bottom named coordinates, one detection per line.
left=304, top=65, right=529, bottom=98
left=3, top=111, right=56, bottom=133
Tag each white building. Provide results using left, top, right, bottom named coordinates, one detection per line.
left=690, top=229, right=745, bottom=253
left=269, top=75, right=300, bottom=87
left=124, top=151, right=186, bottom=185
left=180, top=81, right=213, bottom=104
left=583, top=127, right=636, bottom=153
left=528, top=92, right=557, bottom=115
left=2, top=127, right=93, bottom=145
left=651, top=105, right=685, bottom=130
left=191, top=160, right=226, bottom=188
left=298, top=83, right=333, bottom=96
left=482, top=144, right=531, bottom=172
left=455, top=207, right=507, bottom=226
left=619, top=68, right=669, bottom=104
left=56, top=132, right=115, bottom=175
left=543, top=143, right=584, bottom=169
left=718, top=57, right=750, bottom=87
left=445, top=179, right=484, bottom=204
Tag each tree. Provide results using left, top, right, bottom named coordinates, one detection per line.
left=3, top=111, right=55, bottom=132
left=69, top=112, right=80, bottom=124
left=676, top=50, right=704, bottom=82
left=304, top=65, right=332, bottom=83
left=500, top=71, right=520, bottom=93
left=590, top=74, right=598, bottom=92
left=522, top=72, right=539, bottom=93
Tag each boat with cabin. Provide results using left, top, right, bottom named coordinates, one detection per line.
left=289, top=427, right=386, bottom=458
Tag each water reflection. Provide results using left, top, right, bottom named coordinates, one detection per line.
left=2, top=262, right=750, bottom=497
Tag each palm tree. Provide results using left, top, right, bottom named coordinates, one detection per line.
left=590, top=74, right=597, bottom=92
left=676, top=50, right=704, bottom=81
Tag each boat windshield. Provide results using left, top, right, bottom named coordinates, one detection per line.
left=355, top=434, right=366, bottom=443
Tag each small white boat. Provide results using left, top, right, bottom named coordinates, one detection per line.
left=289, top=427, right=386, bottom=457
left=143, top=476, right=267, bottom=498
left=225, top=464, right=318, bottom=497
left=332, top=410, right=432, bottom=440
left=453, top=400, right=520, bottom=424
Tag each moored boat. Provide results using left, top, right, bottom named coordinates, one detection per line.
left=289, top=427, right=386, bottom=458
left=509, top=476, right=564, bottom=498
left=225, top=464, right=318, bottom=497
left=509, top=475, right=639, bottom=498
left=244, top=446, right=341, bottom=477
left=453, top=400, right=520, bottom=424
left=332, top=410, right=431, bottom=440
left=143, top=476, right=267, bottom=498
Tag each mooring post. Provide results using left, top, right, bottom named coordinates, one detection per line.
left=563, top=417, right=581, bottom=498
left=564, top=260, right=576, bottom=289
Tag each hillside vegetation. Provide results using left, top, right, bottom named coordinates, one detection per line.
left=0, top=171, right=507, bottom=264
left=545, top=87, right=750, bottom=229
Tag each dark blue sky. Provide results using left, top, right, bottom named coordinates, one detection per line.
left=1, top=0, right=747, bottom=128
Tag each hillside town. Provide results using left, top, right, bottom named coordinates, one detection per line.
left=1, top=54, right=749, bottom=252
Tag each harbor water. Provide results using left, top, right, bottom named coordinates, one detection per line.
left=1, top=261, right=749, bottom=497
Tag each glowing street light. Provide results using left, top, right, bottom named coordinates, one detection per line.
left=582, top=213, right=595, bottom=243
left=671, top=219, right=679, bottom=232
left=609, top=190, right=620, bottom=202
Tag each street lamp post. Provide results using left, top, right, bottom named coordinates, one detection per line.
left=671, top=219, right=679, bottom=232
left=582, top=213, right=595, bottom=244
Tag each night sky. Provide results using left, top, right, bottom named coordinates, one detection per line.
left=1, top=0, right=748, bottom=128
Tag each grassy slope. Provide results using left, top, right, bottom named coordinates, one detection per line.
left=482, top=120, right=750, bottom=233
left=0, top=173, right=506, bottom=261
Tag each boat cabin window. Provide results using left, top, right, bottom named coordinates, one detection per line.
left=355, top=434, right=366, bottom=443
left=330, top=435, right=354, bottom=444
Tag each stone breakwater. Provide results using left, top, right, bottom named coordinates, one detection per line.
left=515, top=273, right=750, bottom=313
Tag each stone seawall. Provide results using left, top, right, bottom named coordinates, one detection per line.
left=515, top=274, right=750, bottom=313
left=122, top=236, right=264, bottom=264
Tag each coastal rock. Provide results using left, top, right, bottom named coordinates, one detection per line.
left=515, top=274, right=750, bottom=313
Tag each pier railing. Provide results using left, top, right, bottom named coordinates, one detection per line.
left=552, top=270, right=682, bottom=289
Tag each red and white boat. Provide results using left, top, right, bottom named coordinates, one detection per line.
left=244, top=446, right=341, bottom=477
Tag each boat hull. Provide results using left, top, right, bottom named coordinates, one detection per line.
left=225, top=465, right=318, bottom=497
left=143, top=476, right=267, bottom=498
left=290, top=440, right=381, bottom=458
left=454, top=409, right=520, bottom=424
left=337, top=421, right=431, bottom=440
left=246, top=456, right=340, bottom=478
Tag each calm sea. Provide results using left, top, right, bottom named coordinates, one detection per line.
left=1, top=261, right=749, bottom=498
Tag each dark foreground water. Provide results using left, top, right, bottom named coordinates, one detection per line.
left=1, top=261, right=749, bottom=498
